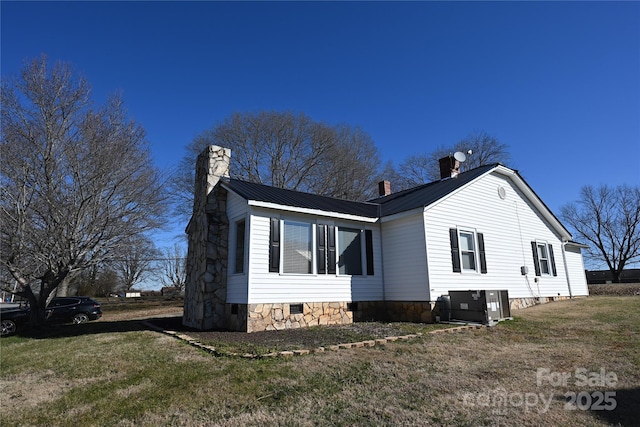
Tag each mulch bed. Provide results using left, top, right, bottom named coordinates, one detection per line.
left=147, top=316, right=425, bottom=349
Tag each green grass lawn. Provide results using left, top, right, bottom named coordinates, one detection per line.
left=1, top=296, right=638, bottom=426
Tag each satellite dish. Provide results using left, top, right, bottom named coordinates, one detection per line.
left=453, top=151, right=467, bottom=163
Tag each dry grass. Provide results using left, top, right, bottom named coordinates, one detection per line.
left=1, top=296, right=638, bottom=426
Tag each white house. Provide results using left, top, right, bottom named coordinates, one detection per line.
left=183, top=146, right=588, bottom=332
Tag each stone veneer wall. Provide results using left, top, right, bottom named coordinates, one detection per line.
left=245, top=302, right=353, bottom=333
left=199, top=295, right=574, bottom=333
left=183, top=146, right=231, bottom=330
left=509, top=295, right=572, bottom=311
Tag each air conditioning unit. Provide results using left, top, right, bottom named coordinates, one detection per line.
left=447, top=290, right=511, bottom=325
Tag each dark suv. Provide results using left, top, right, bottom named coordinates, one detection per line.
left=46, top=297, right=102, bottom=324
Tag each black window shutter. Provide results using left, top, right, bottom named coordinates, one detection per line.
left=269, top=218, right=280, bottom=273
left=478, top=233, right=487, bottom=274
left=365, top=229, right=374, bottom=275
left=531, top=241, right=541, bottom=276
left=327, top=225, right=336, bottom=275
left=317, top=224, right=326, bottom=274
left=449, top=228, right=461, bottom=273
left=548, top=244, right=557, bottom=276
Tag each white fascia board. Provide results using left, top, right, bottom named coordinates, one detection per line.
left=247, top=200, right=379, bottom=223
left=492, top=165, right=572, bottom=240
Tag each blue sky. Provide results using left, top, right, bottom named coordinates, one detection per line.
left=2, top=1, right=639, bottom=257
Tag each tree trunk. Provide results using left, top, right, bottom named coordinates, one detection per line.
left=56, top=276, right=71, bottom=297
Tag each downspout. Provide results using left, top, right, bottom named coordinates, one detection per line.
left=561, top=240, right=573, bottom=299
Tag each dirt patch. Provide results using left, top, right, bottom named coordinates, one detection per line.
left=103, top=306, right=184, bottom=322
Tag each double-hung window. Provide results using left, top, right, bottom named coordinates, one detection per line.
left=233, top=219, right=246, bottom=274
left=338, top=227, right=363, bottom=275
left=459, top=231, right=477, bottom=271
left=282, top=221, right=313, bottom=274
left=531, top=241, right=557, bottom=276
left=450, top=228, right=487, bottom=274
left=269, top=218, right=314, bottom=274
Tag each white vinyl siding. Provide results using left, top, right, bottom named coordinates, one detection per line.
left=246, top=209, right=383, bottom=304
left=381, top=213, right=429, bottom=301
left=423, top=172, right=577, bottom=300
left=564, top=245, right=589, bottom=296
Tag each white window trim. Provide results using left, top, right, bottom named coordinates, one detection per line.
left=536, top=241, right=552, bottom=276
left=279, top=219, right=315, bottom=276
left=457, top=227, right=480, bottom=274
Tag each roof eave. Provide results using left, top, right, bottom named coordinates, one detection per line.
left=247, top=200, right=379, bottom=222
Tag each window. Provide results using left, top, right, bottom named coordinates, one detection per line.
left=537, top=243, right=550, bottom=275
left=531, top=241, right=557, bottom=276
left=338, top=227, right=363, bottom=275
left=450, top=228, right=487, bottom=274
left=282, top=221, right=312, bottom=274
left=234, top=219, right=246, bottom=274
left=269, top=219, right=373, bottom=275
left=459, top=231, right=476, bottom=271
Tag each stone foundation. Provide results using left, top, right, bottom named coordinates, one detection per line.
left=509, top=295, right=572, bottom=311
left=245, top=302, right=353, bottom=333
left=198, top=295, right=575, bottom=332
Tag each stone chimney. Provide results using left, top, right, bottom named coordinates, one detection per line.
left=378, top=180, right=392, bottom=197
left=184, top=145, right=231, bottom=331
left=196, top=146, right=231, bottom=201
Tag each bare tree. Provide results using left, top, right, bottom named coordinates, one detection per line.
left=394, top=131, right=511, bottom=188
left=170, top=111, right=381, bottom=220
left=160, top=244, right=186, bottom=290
left=74, top=266, right=119, bottom=297
left=305, top=124, right=381, bottom=200
left=113, top=236, right=159, bottom=292
left=0, top=56, right=167, bottom=324
left=561, top=185, right=640, bottom=283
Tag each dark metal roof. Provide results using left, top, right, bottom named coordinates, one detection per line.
left=372, top=164, right=499, bottom=217
left=224, top=179, right=380, bottom=218
left=223, top=164, right=500, bottom=219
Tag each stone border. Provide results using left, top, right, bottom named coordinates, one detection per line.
left=143, top=321, right=486, bottom=359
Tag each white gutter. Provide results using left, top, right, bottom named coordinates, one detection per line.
left=246, top=200, right=379, bottom=223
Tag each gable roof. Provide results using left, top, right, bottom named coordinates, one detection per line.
left=221, top=164, right=572, bottom=239
left=223, top=179, right=379, bottom=218
left=371, top=164, right=498, bottom=217
left=223, top=164, right=499, bottom=219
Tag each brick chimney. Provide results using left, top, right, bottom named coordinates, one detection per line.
left=378, top=180, right=392, bottom=196
left=438, top=155, right=461, bottom=179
